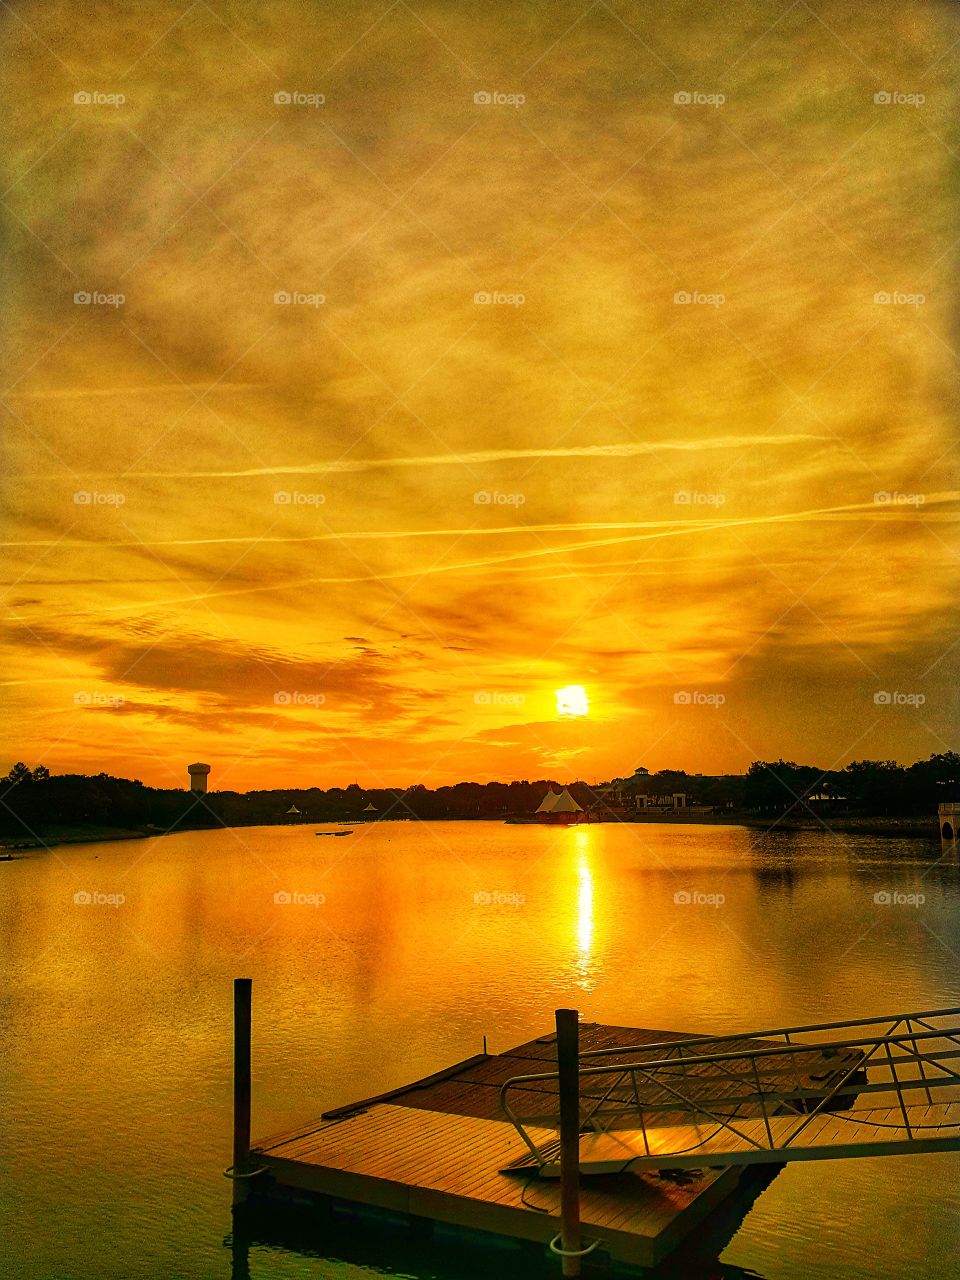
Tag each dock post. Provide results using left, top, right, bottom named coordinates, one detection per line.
left=556, top=1007, right=582, bottom=1277
left=233, top=977, right=252, bottom=1207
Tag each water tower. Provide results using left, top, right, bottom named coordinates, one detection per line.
left=188, top=762, right=211, bottom=794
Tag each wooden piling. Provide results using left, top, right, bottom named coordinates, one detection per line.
left=555, top=1007, right=582, bottom=1277
left=233, top=977, right=252, bottom=1206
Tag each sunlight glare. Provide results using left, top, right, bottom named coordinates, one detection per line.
left=556, top=685, right=589, bottom=718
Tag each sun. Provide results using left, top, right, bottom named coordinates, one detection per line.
left=555, top=685, right=590, bottom=718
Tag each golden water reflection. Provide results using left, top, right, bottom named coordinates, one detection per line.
left=574, top=827, right=596, bottom=989
left=1, top=822, right=957, bottom=1280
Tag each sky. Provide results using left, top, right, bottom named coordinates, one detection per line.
left=2, top=0, right=958, bottom=791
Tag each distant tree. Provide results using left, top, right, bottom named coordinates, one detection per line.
left=907, top=752, right=960, bottom=810
left=926, top=751, right=960, bottom=782
left=841, top=760, right=907, bottom=814
left=2, top=750, right=956, bottom=838
left=699, top=775, right=743, bottom=811
left=743, top=760, right=822, bottom=814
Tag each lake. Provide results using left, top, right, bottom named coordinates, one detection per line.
left=2, top=820, right=958, bottom=1279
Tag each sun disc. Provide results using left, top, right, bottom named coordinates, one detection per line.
left=556, top=685, right=589, bottom=717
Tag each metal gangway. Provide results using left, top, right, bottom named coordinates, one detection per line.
left=499, top=1006, right=960, bottom=1175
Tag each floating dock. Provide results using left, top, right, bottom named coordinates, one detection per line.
left=242, top=1018, right=860, bottom=1269
left=234, top=998, right=960, bottom=1273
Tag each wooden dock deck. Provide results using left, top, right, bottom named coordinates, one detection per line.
left=246, top=1020, right=857, bottom=1268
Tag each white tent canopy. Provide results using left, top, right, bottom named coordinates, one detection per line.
left=551, top=788, right=583, bottom=814
left=535, top=789, right=560, bottom=814
left=535, top=787, right=583, bottom=815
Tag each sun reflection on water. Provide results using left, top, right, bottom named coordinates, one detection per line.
left=573, top=827, right=596, bottom=988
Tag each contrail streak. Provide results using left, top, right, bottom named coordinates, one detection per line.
left=16, top=494, right=959, bottom=619
left=2, top=493, right=956, bottom=550
left=23, top=432, right=831, bottom=477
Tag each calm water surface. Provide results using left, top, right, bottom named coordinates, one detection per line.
left=2, top=821, right=959, bottom=1279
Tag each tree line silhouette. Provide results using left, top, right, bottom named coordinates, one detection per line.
left=1, top=752, right=958, bottom=841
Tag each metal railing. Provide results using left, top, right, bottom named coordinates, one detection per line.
left=498, top=1006, right=960, bottom=1170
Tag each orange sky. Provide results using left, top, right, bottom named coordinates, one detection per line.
left=2, top=0, right=958, bottom=791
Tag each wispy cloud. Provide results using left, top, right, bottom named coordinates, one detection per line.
left=5, top=383, right=264, bottom=399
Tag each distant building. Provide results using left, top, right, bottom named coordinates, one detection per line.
left=187, top=762, right=211, bottom=794
left=637, top=792, right=687, bottom=810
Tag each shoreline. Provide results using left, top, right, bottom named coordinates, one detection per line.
left=0, top=826, right=153, bottom=854
left=609, top=813, right=940, bottom=838
left=0, top=812, right=943, bottom=852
